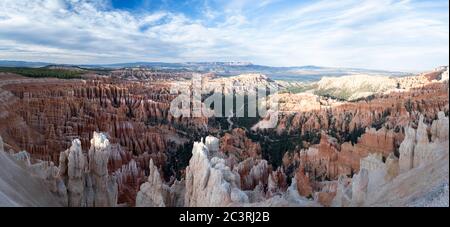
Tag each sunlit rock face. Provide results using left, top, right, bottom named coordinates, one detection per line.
left=184, top=141, right=244, bottom=207
left=400, top=113, right=449, bottom=173
left=57, top=132, right=118, bottom=207
left=64, top=139, right=86, bottom=207
left=332, top=114, right=449, bottom=207
left=87, top=132, right=118, bottom=207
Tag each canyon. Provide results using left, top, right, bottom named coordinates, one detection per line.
left=0, top=66, right=448, bottom=207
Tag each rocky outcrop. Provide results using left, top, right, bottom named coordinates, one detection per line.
left=206, top=73, right=280, bottom=95
left=205, top=136, right=220, bottom=153
left=270, top=93, right=326, bottom=113
left=184, top=141, right=245, bottom=207
left=333, top=113, right=449, bottom=207
left=440, top=66, right=449, bottom=81
left=61, top=139, right=86, bottom=207
left=136, top=159, right=167, bottom=207
left=431, top=112, right=449, bottom=142
left=331, top=153, right=388, bottom=207
left=86, top=132, right=118, bottom=207
left=58, top=132, right=118, bottom=207
left=399, top=127, right=416, bottom=173
left=400, top=113, right=449, bottom=173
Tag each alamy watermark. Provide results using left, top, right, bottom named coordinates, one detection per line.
left=169, top=74, right=279, bottom=129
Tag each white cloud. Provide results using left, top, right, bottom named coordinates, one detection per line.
left=0, top=0, right=448, bottom=71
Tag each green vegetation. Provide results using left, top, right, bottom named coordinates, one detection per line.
left=0, top=67, right=85, bottom=79
left=248, top=129, right=321, bottom=168
left=165, top=141, right=194, bottom=181
left=371, top=108, right=391, bottom=130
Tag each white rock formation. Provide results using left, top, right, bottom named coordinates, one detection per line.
left=205, top=136, right=220, bottom=153
left=350, top=168, right=369, bottom=206
left=385, top=153, right=399, bottom=181
left=58, top=132, right=118, bottom=207
left=42, top=162, right=67, bottom=198
left=335, top=113, right=449, bottom=207
left=413, top=116, right=430, bottom=168
left=87, top=132, right=117, bottom=207
left=431, top=112, right=449, bottom=142
left=136, top=159, right=167, bottom=207
left=331, top=175, right=352, bottom=207
left=65, top=139, right=86, bottom=207
left=400, top=113, right=449, bottom=173
left=355, top=153, right=387, bottom=205
left=399, top=127, right=416, bottom=173
left=184, top=141, right=244, bottom=207
left=183, top=138, right=318, bottom=207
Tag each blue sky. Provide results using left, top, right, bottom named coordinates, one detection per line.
left=0, top=0, right=448, bottom=71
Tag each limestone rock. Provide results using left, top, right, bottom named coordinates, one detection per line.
left=431, top=112, right=449, bottom=142
left=136, top=159, right=167, bottom=207
left=399, top=127, right=416, bottom=173
left=87, top=132, right=118, bottom=207
left=350, top=168, right=369, bottom=206
left=57, top=133, right=118, bottom=207
left=205, top=136, right=219, bottom=153
left=385, top=153, right=399, bottom=181
left=66, top=139, right=86, bottom=207
left=400, top=114, right=449, bottom=172
left=338, top=114, right=449, bottom=207
left=184, top=141, right=242, bottom=207
left=331, top=175, right=352, bottom=207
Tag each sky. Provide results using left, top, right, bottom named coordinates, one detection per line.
left=0, top=0, right=448, bottom=71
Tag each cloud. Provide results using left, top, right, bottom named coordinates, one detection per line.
left=0, top=0, right=448, bottom=71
